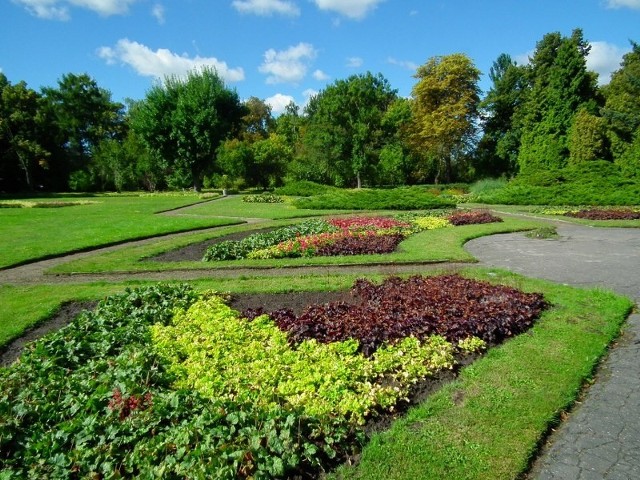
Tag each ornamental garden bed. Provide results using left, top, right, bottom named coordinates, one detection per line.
left=532, top=206, right=640, bottom=220
left=0, top=275, right=545, bottom=479
left=200, top=211, right=502, bottom=262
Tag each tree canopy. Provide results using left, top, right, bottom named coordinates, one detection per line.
left=410, top=53, right=481, bottom=183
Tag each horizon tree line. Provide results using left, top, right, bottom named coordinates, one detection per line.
left=1, top=28, right=638, bottom=194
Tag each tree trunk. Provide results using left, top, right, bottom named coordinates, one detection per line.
left=356, top=171, right=361, bottom=189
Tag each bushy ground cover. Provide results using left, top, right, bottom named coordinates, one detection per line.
left=293, top=186, right=457, bottom=210
left=0, top=275, right=547, bottom=479
left=274, top=180, right=339, bottom=197
left=565, top=208, right=640, bottom=220
left=473, top=161, right=640, bottom=206
left=203, top=212, right=502, bottom=262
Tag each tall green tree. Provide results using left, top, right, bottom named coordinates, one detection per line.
left=42, top=73, right=124, bottom=178
left=132, top=68, right=245, bottom=191
left=516, top=29, right=600, bottom=173
left=0, top=75, right=50, bottom=191
left=302, top=72, right=397, bottom=188
left=410, top=53, right=481, bottom=183
left=602, top=41, right=640, bottom=163
left=476, top=54, right=528, bottom=177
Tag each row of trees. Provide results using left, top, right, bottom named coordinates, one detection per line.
left=1, top=28, right=638, bottom=193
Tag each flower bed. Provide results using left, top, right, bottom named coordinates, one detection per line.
left=0, top=277, right=546, bottom=478
left=565, top=208, right=640, bottom=220
left=203, top=211, right=503, bottom=262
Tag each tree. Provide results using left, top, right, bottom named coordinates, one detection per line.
left=516, top=29, right=600, bottom=173
left=132, top=68, right=245, bottom=191
left=0, top=76, right=50, bottom=191
left=602, top=41, right=640, bottom=162
left=302, top=72, right=397, bottom=188
left=476, top=54, right=528, bottom=177
left=410, top=53, right=481, bottom=183
left=568, top=108, right=609, bottom=163
left=240, top=97, right=274, bottom=142
left=42, top=73, right=124, bottom=178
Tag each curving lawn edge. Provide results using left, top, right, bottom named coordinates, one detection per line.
left=47, top=216, right=543, bottom=275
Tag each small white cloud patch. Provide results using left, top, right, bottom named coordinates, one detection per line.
left=259, top=42, right=317, bottom=84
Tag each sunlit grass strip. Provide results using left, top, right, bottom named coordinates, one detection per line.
left=330, top=272, right=633, bottom=480
left=0, top=195, right=244, bottom=269
left=47, top=216, right=544, bottom=274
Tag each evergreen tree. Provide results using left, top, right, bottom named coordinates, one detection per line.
left=517, top=29, right=600, bottom=173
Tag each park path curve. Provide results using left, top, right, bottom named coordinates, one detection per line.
left=466, top=220, right=640, bottom=480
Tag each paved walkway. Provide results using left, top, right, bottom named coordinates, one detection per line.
left=466, top=222, right=640, bottom=479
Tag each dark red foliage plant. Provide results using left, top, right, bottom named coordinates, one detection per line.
left=448, top=210, right=503, bottom=226
left=566, top=209, right=640, bottom=220
left=315, top=233, right=405, bottom=256
left=244, top=274, right=547, bottom=356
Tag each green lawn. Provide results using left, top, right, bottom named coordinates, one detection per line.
left=0, top=194, right=244, bottom=269
left=48, top=216, right=543, bottom=274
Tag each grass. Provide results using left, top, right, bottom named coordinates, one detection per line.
left=47, top=216, right=544, bottom=274
left=0, top=194, right=244, bottom=269
left=330, top=269, right=634, bottom=480
left=183, top=195, right=352, bottom=219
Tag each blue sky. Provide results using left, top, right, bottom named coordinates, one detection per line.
left=1, top=0, right=639, bottom=114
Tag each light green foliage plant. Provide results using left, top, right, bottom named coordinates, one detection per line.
left=151, top=294, right=479, bottom=426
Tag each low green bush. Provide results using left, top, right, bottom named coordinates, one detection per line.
left=477, top=161, right=640, bottom=205
left=274, top=181, right=338, bottom=197
left=293, top=187, right=456, bottom=210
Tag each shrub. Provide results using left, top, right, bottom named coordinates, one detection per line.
left=447, top=210, right=503, bottom=226
left=274, top=180, right=338, bottom=197
left=293, top=187, right=456, bottom=210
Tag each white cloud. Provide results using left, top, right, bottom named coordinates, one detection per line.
left=606, top=0, right=640, bottom=9
left=587, top=41, right=629, bottom=85
left=301, top=88, right=318, bottom=108
left=265, top=93, right=295, bottom=114
left=14, top=0, right=139, bottom=19
left=231, top=0, right=300, bottom=16
left=97, top=39, right=245, bottom=82
left=346, top=56, right=363, bottom=68
left=259, top=42, right=317, bottom=84
left=151, top=3, right=165, bottom=24
left=387, top=57, right=417, bottom=71
left=312, top=0, right=385, bottom=19
left=312, top=69, right=329, bottom=81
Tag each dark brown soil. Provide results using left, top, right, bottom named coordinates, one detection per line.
left=0, top=301, right=97, bottom=367
left=148, top=226, right=279, bottom=263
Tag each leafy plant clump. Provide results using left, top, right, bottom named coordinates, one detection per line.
left=565, top=208, right=640, bottom=220
left=447, top=210, right=503, bottom=226
left=245, top=274, right=547, bottom=356
left=203, top=219, right=336, bottom=261
left=242, top=193, right=284, bottom=203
